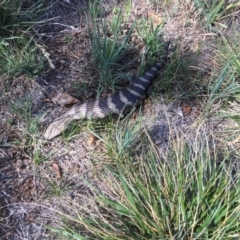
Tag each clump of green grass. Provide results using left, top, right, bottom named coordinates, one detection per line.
left=0, top=37, right=44, bottom=77
left=206, top=59, right=240, bottom=113
left=193, top=0, right=240, bottom=30
left=49, top=118, right=240, bottom=239
left=87, top=1, right=135, bottom=95
left=0, top=0, right=45, bottom=36
left=102, top=117, right=143, bottom=160
left=217, top=32, right=240, bottom=78
left=0, top=0, right=46, bottom=76
left=136, top=19, right=165, bottom=69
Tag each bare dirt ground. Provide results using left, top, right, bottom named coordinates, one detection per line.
left=0, top=0, right=240, bottom=239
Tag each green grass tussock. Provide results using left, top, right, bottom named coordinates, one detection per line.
left=50, top=128, right=240, bottom=239
left=0, top=0, right=46, bottom=77
left=0, top=37, right=44, bottom=77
